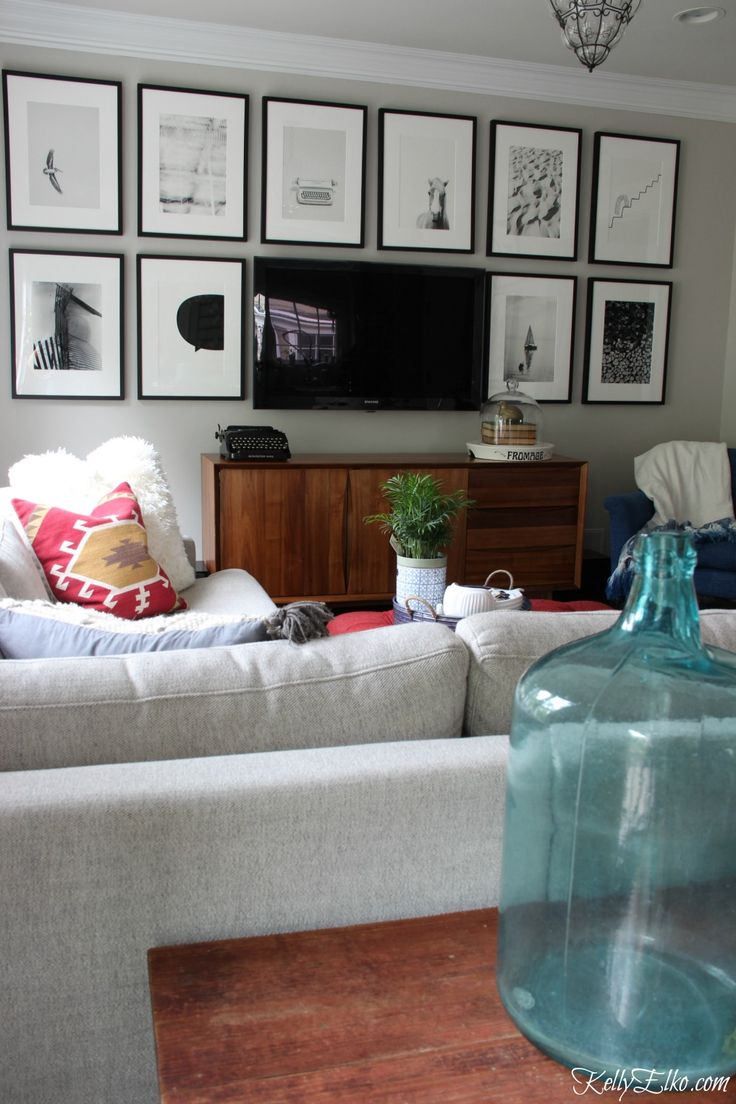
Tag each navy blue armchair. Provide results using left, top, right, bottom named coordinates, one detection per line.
left=604, top=447, right=736, bottom=602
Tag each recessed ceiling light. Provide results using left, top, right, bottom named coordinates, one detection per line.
left=673, top=6, right=726, bottom=24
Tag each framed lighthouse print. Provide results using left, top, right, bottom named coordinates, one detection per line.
left=485, top=272, right=576, bottom=403
left=2, top=69, right=122, bottom=234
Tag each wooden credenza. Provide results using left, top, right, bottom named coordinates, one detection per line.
left=201, top=453, right=588, bottom=605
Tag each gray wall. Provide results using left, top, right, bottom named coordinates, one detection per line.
left=1, top=42, right=735, bottom=558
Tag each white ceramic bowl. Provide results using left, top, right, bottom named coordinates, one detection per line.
left=442, top=583, right=497, bottom=618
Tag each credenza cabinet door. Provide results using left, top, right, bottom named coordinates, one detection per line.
left=214, top=466, right=349, bottom=599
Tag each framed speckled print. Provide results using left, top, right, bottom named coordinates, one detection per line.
left=582, top=279, right=672, bottom=404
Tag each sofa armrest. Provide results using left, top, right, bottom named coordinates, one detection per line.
left=603, top=490, right=654, bottom=569
left=0, top=736, right=508, bottom=1104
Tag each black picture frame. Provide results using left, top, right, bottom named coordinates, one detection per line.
left=582, top=278, right=672, bottom=404
left=487, top=119, right=581, bottom=260
left=10, top=248, right=124, bottom=399
left=138, top=82, right=248, bottom=241
left=378, top=108, right=477, bottom=254
left=137, top=254, right=245, bottom=400
left=261, top=96, right=367, bottom=247
left=485, top=272, right=577, bottom=403
left=2, top=69, right=122, bottom=234
left=589, top=131, right=680, bottom=268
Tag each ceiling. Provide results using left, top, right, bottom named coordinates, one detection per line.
left=20, top=0, right=736, bottom=88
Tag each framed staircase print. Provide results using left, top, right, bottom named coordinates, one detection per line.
left=589, top=132, right=680, bottom=268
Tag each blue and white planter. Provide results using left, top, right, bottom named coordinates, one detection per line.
left=395, top=554, right=447, bottom=611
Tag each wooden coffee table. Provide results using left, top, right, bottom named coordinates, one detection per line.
left=147, top=908, right=728, bottom=1102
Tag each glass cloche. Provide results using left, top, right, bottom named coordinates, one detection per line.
left=480, top=378, right=543, bottom=447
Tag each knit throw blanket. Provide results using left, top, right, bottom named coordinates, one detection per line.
left=606, top=517, right=736, bottom=603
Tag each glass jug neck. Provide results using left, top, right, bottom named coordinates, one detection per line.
left=617, top=530, right=702, bottom=649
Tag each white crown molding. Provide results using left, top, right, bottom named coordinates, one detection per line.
left=1, top=0, right=736, bottom=123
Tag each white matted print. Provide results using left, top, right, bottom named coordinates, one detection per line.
left=589, top=132, right=680, bottom=267
left=583, top=279, right=672, bottom=404
left=261, top=97, right=366, bottom=247
left=379, top=110, right=476, bottom=253
left=10, top=249, right=123, bottom=398
left=138, top=84, right=248, bottom=240
left=137, top=255, right=245, bottom=400
left=487, top=120, right=581, bottom=260
left=486, top=273, right=576, bottom=403
left=2, top=70, right=121, bottom=234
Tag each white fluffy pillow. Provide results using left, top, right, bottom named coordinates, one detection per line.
left=8, top=437, right=196, bottom=593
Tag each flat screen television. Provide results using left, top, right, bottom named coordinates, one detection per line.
left=252, top=257, right=485, bottom=411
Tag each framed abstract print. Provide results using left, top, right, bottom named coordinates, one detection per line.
left=138, top=83, right=248, bottom=240
left=137, top=255, right=245, bottom=400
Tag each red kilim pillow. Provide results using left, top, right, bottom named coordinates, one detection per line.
left=12, top=482, right=186, bottom=619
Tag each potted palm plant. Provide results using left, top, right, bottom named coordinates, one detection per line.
left=364, top=471, right=473, bottom=610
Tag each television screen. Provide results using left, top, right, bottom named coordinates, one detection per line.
left=252, top=257, right=485, bottom=411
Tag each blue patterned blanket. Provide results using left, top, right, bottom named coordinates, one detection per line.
left=606, top=517, right=736, bottom=603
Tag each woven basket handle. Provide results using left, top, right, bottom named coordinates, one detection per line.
left=483, top=570, right=514, bottom=590
left=403, top=595, right=438, bottom=620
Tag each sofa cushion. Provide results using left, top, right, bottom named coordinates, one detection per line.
left=0, top=598, right=271, bottom=658
left=8, top=436, right=195, bottom=592
left=12, top=482, right=186, bottom=618
left=458, top=607, right=736, bottom=738
left=0, top=513, right=49, bottom=602
left=0, top=622, right=469, bottom=771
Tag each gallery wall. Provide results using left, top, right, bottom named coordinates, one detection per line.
left=1, top=37, right=736, bottom=558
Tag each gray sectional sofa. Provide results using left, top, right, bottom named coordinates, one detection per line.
left=4, top=487, right=736, bottom=1104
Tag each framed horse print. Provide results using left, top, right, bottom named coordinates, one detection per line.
left=261, top=97, right=367, bottom=247
left=2, top=69, right=122, bottom=234
left=487, top=120, right=581, bottom=260
left=378, top=109, right=477, bottom=253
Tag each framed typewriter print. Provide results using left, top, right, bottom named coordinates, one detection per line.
left=138, top=84, right=248, bottom=240
left=378, top=109, right=476, bottom=253
left=583, top=279, right=672, bottom=404
left=10, top=249, right=124, bottom=399
left=487, top=120, right=581, bottom=260
left=589, top=132, right=680, bottom=267
left=2, top=70, right=122, bottom=234
left=137, top=255, right=245, bottom=400
left=485, top=273, right=576, bottom=403
left=261, top=97, right=367, bottom=247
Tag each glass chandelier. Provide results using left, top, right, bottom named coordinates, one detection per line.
left=549, top=1, right=642, bottom=72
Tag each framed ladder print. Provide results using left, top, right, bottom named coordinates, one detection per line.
left=589, top=132, right=680, bottom=267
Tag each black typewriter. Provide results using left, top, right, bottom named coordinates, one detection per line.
left=215, top=425, right=291, bottom=462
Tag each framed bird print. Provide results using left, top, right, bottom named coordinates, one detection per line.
left=2, top=70, right=122, bottom=234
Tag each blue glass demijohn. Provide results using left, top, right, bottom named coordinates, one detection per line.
left=496, top=530, right=736, bottom=1086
